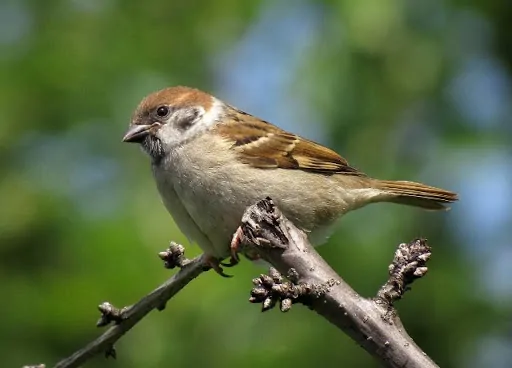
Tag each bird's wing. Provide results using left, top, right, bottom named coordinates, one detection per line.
left=214, top=107, right=364, bottom=176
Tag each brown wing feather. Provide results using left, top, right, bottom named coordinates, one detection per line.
left=214, top=107, right=364, bottom=176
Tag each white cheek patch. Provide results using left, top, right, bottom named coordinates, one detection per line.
left=156, top=97, right=224, bottom=150
left=178, top=97, right=225, bottom=142
left=155, top=98, right=226, bottom=149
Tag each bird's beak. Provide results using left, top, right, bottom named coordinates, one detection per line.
left=122, top=124, right=153, bottom=143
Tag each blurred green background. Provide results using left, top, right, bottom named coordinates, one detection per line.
left=1, top=0, right=511, bottom=367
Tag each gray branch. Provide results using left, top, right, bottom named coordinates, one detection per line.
left=240, top=197, right=438, bottom=368
left=29, top=198, right=436, bottom=368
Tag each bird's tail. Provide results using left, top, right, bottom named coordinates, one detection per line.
left=374, top=180, right=458, bottom=210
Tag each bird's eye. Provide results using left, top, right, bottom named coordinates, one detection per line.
left=156, top=106, right=170, bottom=117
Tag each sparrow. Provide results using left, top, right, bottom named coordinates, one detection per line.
left=123, top=86, right=458, bottom=276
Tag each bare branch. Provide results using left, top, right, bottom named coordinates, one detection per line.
left=52, top=248, right=206, bottom=368
left=239, top=197, right=438, bottom=368
left=28, top=199, right=437, bottom=368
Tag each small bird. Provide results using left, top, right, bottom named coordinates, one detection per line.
left=123, top=86, right=458, bottom=276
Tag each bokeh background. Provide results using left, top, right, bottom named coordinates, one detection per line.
left=1, top=0, right=511, bottom=367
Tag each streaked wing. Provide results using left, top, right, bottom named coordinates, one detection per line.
left=214, top=107, right=364, bottom=176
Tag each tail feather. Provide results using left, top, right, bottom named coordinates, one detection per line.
left=375, top=180, right=458, bottom=210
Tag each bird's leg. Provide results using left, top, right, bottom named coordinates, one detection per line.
left=227, top=226, right=262, bottom=262
left=219, top=228, right=243, bottom=267
left=228, top=226, right=243, bottom=264
left=203, top=255, right=233, bottom=278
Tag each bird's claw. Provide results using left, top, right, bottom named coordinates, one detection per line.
left=202, top=227, right=246, bottom=277
left=220, top=256, right=239, bottom=268
left=204, top=255, right=233, bottom=278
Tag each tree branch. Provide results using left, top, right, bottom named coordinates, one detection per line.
left=240, top=197, right=438, bottom=368
left=52, top=246, right=206, bottom=368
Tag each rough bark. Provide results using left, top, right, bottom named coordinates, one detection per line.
left=241, top=197, right=437, bottom=368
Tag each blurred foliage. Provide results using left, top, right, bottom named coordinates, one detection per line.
left=1, top=0, right=511, bottom=367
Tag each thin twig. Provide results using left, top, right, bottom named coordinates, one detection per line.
left=52, top=253, right=206, bottom=368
